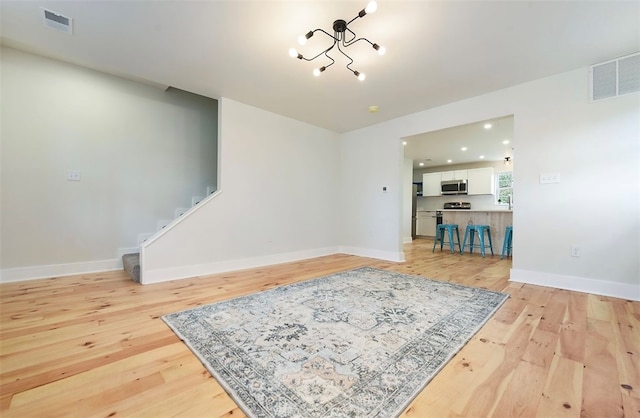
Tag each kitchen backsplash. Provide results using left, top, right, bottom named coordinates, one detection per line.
left=417, top=194, right=507, bottom=211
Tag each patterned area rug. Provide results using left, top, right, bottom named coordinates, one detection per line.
left=162, top=267, right=509, bottom=418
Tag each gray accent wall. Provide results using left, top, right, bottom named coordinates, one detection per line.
left=1, top=46, right=218, bottom=270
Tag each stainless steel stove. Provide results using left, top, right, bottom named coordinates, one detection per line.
left=444, top=202, right=471, bottom=209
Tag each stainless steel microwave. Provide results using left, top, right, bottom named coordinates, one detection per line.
left=441, top=180, right=467, bottom=195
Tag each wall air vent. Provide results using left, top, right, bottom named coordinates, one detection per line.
left=590, top=52, right=640, bottom=101
left=42, top=8, right=73, bottom=34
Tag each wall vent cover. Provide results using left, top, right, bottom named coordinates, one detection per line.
left=42, top=8, right=73, bottom=34
left=590, top=52, right=640, bottom=101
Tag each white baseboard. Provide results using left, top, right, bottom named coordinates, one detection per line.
left=510, top=268, right=640, bottom=301
left=142, top=245, right=407, bottom=284
left=338, top=246, right=405, bottom=263
left=403, top=236, right=413, bottom=244
left=2, top=244, right=407, bottom=285
left=0, top=258, right=123, bottom=283
left=141, top=247, right=341, bottom=284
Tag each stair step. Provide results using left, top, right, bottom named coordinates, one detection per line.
left=129, top=187, right=216, bottom=276
left=175, top=207, right=190, bottom=218
left=137, top=233, right=154, bottom=246
left=122, top=253, right=140, bottom=283
left=157, top=219, right=172, bottom=231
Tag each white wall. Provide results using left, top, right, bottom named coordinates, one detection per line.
left=510, top=70, right=639, bottom=297
left=141, top=98, right=341, bottom=283
left=339, top=67, right=639, bottom=300
left=0, top=47, right=218, bottom=281
left=3, top=45, right=637, bottom=301
left=338, top=128, right=405, bottom=262
left=402, top=158, right=414, bottom=244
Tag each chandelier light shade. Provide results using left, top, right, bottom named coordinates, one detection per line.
left=289, top=1, right=385, bottom=80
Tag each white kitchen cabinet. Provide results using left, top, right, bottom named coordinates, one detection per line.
left=441, top=170, right=468, bottom=181
left=422, top=172, right=442, bottom=197
left=417, top=211, right=437, bottom=236
left=440, top=171, right=454, bottom=181
left=467, top=167, right=495, bottom=195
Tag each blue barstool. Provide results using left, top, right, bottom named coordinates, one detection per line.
left=461, top=224, right=494, bottom=257
left=501, top=226, right=513, bottom=259
left=432, top=224, right=462, bottom=254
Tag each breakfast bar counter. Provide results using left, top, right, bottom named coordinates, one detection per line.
left=440, top=210, right=513, bottom=256
left=440, top=209, right=512, bottom=213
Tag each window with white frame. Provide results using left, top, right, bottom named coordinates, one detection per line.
left=496, top=171, right=513, bottom=206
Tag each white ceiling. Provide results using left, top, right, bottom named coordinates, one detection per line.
left=403, top=115, right=514, bottom=169
left=1, top=1, right=638, bottom=134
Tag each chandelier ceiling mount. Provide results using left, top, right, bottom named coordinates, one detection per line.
left=289, top=1, right=385, bottom=81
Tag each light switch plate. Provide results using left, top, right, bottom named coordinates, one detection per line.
left=67, top=169, right=81, bottom=181
left=539, top=172, right=560, bottom=184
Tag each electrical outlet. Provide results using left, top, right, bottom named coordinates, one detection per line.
left=67, top=169, right=81, bottom=181
left=570, top=245, right=581, bottom=257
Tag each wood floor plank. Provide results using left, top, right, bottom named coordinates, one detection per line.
left=451, top=294, right=543, bottom=417
left=491, top=299, right=562, bottom=416
left=610, top=298, right=640, bottom=417
left=0, top=331, right=179, bottom=399
left=558, top=291, right=588, bottom=364
left=406, top=335, right=507, bottom=416
left=537, top=289, right=569, bottom=334
left=587, top=294, right=614, bottom=322
left=491, top=358, right=546, bottom=417
left=0, top=238, right=637, bottom=417
left=521, top=328, right=559, bottom=369
left=537, top=355, right=583, bottom=417
left=582, top=318, right=625, bottom=417
left=6, top=343, right=187, bottom=409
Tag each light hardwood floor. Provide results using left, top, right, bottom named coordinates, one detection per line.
left=1, top=239, right=638, bottom=417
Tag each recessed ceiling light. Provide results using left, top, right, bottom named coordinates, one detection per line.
left=402, top=141, right=407, bottom=145
left=368, top=105, right=379, bottom=113
left=484, top=123, right=492, bottom=129
left=479, top=155, right=485, bottom=159
left=447, top=159, right=452, bottom=163
left=461, top=147, right=468, bottom=151
left=502, top=140, right=510, bottom=144
left=419, top=162, right=424, bottom=166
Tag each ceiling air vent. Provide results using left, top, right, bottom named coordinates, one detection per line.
left=590, top=52, right=640, bottom=101
left=42, top=8, right=73, bottom=34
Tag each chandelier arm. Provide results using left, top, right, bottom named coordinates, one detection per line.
left=342, top=27, right=358, bottom=45
left=313, top=28, right=338, bottom=41
left=346, top=14, right=362, bottom=26
left=344, top=35, right=375, bottom=48
left=322, top=51, right=336, bottom=69
left=291, top=1, right=380, bottom=79
left=303, top=40, right=338, bottom=62
left=296, top=28, right=339, bottom=62
left=336, top=41, right=356, bottom=74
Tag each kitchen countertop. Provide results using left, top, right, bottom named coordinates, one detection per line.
left=443, top=209, right=512, bottom=213
left=418, top=209, right=512, bottom=213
